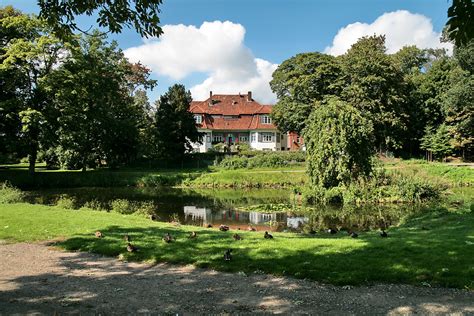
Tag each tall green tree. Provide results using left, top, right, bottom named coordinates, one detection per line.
left=270, top=53, right=341, bottom=134
left=151, top=84, right=202, bottom=161
left=303, top=97, right=375, bottom=189
left=44, top=32, right=153, bottom=170
left=0, top=8, right=63, bottom=172
left=340, top=35, right=406, bottom=152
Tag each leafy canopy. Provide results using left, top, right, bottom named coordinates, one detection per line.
left=38, top=0, right=163, bottom=39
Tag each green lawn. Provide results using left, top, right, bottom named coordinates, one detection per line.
left=1, top=203, right=472, bottom=289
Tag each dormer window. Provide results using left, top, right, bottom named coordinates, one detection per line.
left=194, top=115, right=202, bottom=124
left=260, top=115, right=271, bottom=124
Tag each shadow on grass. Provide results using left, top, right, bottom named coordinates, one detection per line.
left=53, top=209, right=474, bottom=290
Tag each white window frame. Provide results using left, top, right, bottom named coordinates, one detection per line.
left=260, top=115, right=271, bottom=124
left=261, top=132, right=274, bottom=143
left=213, top=135, right=223, bottom=143
left=251, top=133, right=256, bottom=142
left=194, top=115, right=202, bottom=124
left=239, top=135, right=249, bottom=142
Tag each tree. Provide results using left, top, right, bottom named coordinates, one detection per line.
left=37, top=0, right=164, bottom=39
left=420, top=124, right=453, bottom=161
left=0, top=8, right=63, bottom=173
left=303, top=97, right=375, bottom=189
left=44, top=32, right=152, bottom=170
left=340, top=35, right=406, bottom=152
left=445, top=0, right=473, bottom=47
left=269, top=53, right=341, bottom=134
left=151, top=84, right=202, bottom=162
left=442, top=41, right=474, bottom=159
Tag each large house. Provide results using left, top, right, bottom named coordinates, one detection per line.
left=189, top=91, right=303, bottom=152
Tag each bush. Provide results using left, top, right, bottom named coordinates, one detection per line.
left=133, top=201, right=156, bottom=217
left=217, top=151, right=306, bottom=170
left=55, top=195, right=76, bottom=209
left=83, top=199, right=106, bottom=211
left=304, top=168, right=443, bottom=205
left=0, top=182, right=23, bottom=204
left=110, top=199, right=134, bottom=214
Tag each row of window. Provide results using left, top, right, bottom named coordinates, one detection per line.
left=194, top=115, right=272, bottom=124
left=200, top=133, right=277, bottom=143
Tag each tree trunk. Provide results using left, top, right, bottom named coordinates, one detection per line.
left=28, top=150, right=37, bottom=175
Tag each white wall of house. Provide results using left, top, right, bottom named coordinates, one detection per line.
left=191, top=130, right=283, bottom=152
left=190, top=130, right=213, bottom=153
left=249, top=130, right=280, bottom=151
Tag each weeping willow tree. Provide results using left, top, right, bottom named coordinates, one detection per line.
left=303, top=97, right=375, bottom=201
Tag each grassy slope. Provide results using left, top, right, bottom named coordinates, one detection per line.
left=1, top=203, right=472, bottom=289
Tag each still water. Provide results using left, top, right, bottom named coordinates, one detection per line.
left=24, top=187, right=429, bottom=233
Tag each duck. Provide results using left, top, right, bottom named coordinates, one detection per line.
left=126, top=243, right=137, bottom=253
left=327, top=228, right=338, bottom=235
left=380, top=230, right=388, bottom=238
left=223, top=249, right=232, bottom=261
left=219, top=225, right=230, bottom=232
left=264, top=231, right=273, bottom=239
left=123, top=234, right=131, bottom=242
left=189, top=231, right=197, bottom=239
left=349, top=231, right=358, bottom=238
left=233, top=233, right=242, bottom=241
left=162, top=233, right=174, bottom=243
left=247, top=226, right=256, bottom=231
left=95, top=231, right=103, bottom=238
left=206, top=224, right=213, bottom=228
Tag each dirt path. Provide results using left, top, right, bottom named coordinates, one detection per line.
left=1, top=243, right=473, bottom=315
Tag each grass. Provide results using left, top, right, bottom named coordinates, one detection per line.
left=0, top=202, right=472, bottom=289
left=1, top=159, right=471, bottom=190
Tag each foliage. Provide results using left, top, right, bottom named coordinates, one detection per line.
left=0, top=182, right=23, bottom=204
left=110, top=199, right=134, bottom=215
left=150, top=84, right=202, bottom=161
left=420, top=125, right=454, bottom=161
left=43, top=32, right=153, bottom=170
left=304, top=97, right=375, bottom=189
left=217, top=152, right=306, bottom=169
left=270, top=53, right=341, bottom=134
left=0, top=8, right=64, bottom=173
left=340, top=35, right=406, bottom=151
left=55, top=195, right=76, bottom=209
left=445, top=0, right=474, bottom=47
left=38, top=0, right=164, bottom=39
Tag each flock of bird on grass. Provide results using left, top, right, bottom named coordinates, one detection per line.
left=94, top=224, right=389, bottom=261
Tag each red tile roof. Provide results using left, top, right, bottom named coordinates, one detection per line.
left=190, top=94, right=277, bottom=131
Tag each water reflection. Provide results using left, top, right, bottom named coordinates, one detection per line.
left=23, top=187, right=427, bottom=233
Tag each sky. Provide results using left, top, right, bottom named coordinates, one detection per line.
left=5, top=0, right=452, bottom=104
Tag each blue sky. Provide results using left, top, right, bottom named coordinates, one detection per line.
left=5, top=0, right=451, bottom=103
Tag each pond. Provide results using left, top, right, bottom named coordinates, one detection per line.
left=23, top=187, right=450, bottom=233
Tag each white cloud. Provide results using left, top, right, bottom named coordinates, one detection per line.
left=124, top=21, right=278, bottom=103
left=324, top=10, right=452, bottom=56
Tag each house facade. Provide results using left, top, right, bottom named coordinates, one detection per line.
left=189, top=91, right=290, bottom=152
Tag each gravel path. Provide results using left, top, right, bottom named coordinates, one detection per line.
left=0, top=243, right=473, bottom=315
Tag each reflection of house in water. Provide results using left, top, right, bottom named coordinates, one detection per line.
left=184, top=206, right=280, bottom=226
left=287, top=216, right=308, bottom=229
left=249, top=212, right=278, bottom=224
left=184, top=206, right=213, bottom=225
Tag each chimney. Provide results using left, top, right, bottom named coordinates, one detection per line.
left=209, top=91, right=213, bottom=106
left=247, top=91, right=252, bottom=101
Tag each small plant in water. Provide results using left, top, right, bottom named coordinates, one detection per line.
left=169, top=213, right=181, bottom=224
left=0, top=182, right=23, bottom=204
left=55, top=195, right=76, bottom=209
